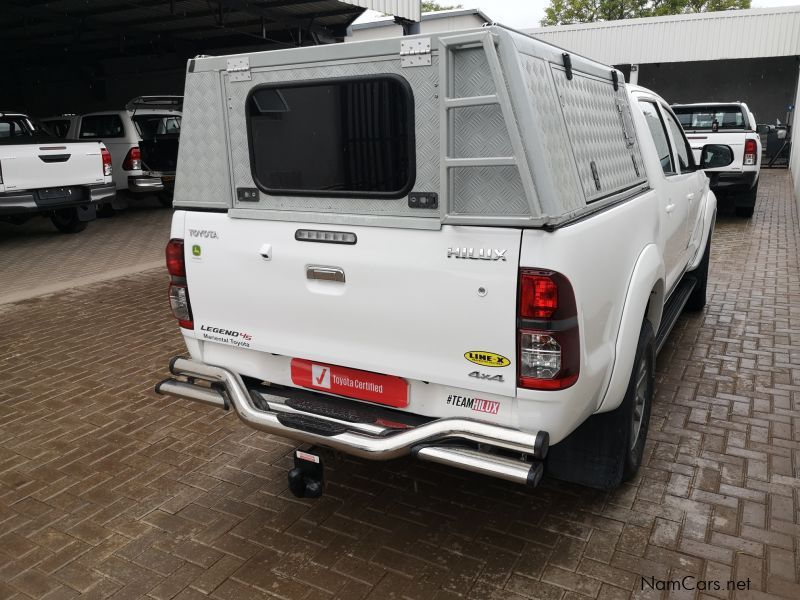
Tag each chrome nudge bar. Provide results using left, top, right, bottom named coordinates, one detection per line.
left=156, top=357, right=549, bottom=487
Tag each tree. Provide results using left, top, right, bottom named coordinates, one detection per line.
left=422, top=2, right=462, bottom=12
left=541, top=0, right=750, bottom=26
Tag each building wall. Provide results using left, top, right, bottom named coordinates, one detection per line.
left=347, top=13, right=487, bottom=42
left=527, top=6, right=800, bottom=65
left=792, top=63, right=800, bottom=205
left=635, top=56, right=800, bottom=127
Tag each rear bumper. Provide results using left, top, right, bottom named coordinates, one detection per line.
left=0, top=182, right=115, bottom=216
left=705, top=170, right=758, bottom=192
left=156, top=357, right=549, bottom=487
left=128, top=175, right=165, bottom=193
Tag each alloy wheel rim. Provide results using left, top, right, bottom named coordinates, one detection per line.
left=631, top=356, right=649, bottom=449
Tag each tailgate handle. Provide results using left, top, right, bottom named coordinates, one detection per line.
left=39, top=154, right=71, bottom=163
left=306, top=265, right=345, bottom=283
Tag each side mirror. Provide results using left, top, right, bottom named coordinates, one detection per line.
left=699, top=144, right=734, bottom=169
left=756, top=124, right=769, bottom=134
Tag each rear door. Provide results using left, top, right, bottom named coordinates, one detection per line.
left=660, top=106, right=706, bottom=262
left=637, top=99, right=688, bottom=291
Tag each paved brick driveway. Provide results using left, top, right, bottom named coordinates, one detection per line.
left=1, top=171, right=798, bottom=600
left=0, top=199, right=170, bottom=305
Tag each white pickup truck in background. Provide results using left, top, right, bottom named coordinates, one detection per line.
left=672, top=102, right=761, bottom=218
left=0, top=112, right=115, bottom=233
left=156, top=27, right=733, bottom=495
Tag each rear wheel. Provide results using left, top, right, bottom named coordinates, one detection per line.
left=51, top=208, right=88, bottom=234
left=546, top=321, right=654, bottom=489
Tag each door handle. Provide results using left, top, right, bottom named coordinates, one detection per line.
left=307, top=265, right=345, bottom=283
left=665, top=203, right=675, bottom=214
left=687, top=192, right=695, bottom=202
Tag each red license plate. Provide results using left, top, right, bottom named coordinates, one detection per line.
left=290, top=359, right=408, bottom=408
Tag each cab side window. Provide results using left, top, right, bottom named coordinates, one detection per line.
left=639, top=101, right=675, bottom=176
left=662, top=108, right=695, bottom=172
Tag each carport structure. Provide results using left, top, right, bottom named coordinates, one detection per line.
left=528, top=7, right=800, bottom=134
left=0, top=0, right=420, bottom=116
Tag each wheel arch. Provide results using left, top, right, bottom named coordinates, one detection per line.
left=596, top=243, right=664, bottom=414
left=688, top=189, right=717, bottom=272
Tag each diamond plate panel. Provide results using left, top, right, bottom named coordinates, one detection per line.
left=453, top=47, right=495, bottom=98
left=552, top=67, right=647, bottom=203
left=452, top=167, right=527, bottom=215
left=225, top=58, right=440, bottom=217
left=453, top=105, right=512, bottom=159
left=518, top=54, right=584, bottom=214
left=174, top=71, right=230, bottom=208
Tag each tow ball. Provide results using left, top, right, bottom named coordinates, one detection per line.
left=287, top=447, right=325, bottom=498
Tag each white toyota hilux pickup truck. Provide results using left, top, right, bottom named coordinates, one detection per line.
left=156, top=27, right=732, bottom=494
left=1, top=112, right=115, bottom=233
left=671, top=102, right=761, bottom=218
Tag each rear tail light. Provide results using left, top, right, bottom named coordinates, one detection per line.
left=166, top=239, right=193, bottom=329
left=518, top=269, right=579, bottom=390
left=744, top=139, right=757, bottom=166
left=101, top=147, right=112, bottom=176
left=122, top=146, right=141, bottom=171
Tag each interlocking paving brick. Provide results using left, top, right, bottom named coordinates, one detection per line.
left=1, top=171, right=799, bottom=598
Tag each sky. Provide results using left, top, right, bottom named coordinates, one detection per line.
left=354, top=0, right=800, bottom=30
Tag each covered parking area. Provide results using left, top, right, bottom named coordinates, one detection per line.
left=528, top=7, right=800, bottom=130
left=0, top=0, right=420, bottom=117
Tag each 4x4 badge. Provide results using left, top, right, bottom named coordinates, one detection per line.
left=469, top=371, right=504, bottom=382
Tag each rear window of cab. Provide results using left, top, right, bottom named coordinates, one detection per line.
left=246, top=75, right=416, bottom=199
left=673, top=105, right=747, bottom=131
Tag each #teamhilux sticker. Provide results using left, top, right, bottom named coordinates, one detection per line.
left=464, top=350, right=510, bottom=368
left=199, top=325, right=252, bottom=348
left=446, top=394, right=500, bottom=415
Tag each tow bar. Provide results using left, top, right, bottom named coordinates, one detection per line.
left=288, top=446, right=325, bottom=498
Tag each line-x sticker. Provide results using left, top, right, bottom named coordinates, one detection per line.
left=464, top=350, right=510, bottom=368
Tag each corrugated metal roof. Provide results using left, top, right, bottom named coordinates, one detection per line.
left=527, top=6, right=800, bottom=65
left=348, top=0, right=420, bottom=22
left=2, top=0, right=420, bottom=65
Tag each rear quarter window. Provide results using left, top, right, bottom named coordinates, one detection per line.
left=79, top=114, right=125, bottom=138
left=246, top=75, right=415, bottom=198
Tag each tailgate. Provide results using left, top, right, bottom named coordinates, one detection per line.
left=185, top=213, right=522, bottom=397
left=0, top=142, right=104, bottom=190
left=685, top=132, right=744, bottom=171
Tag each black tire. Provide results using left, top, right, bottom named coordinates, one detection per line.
left=97, top=203, right=117, bottom=218
left=684, top=232, right=711, bottom=312
left=735, top=183, right=757, bottom=218
left=51, top=208, right=88, bottom=234
left=546, top=321, right=655, bottom=489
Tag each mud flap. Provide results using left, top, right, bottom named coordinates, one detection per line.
left=77, top=204, right=96, bottom=222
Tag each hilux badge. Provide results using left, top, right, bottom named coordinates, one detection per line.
left=447, top=248, right=507, bottom=261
